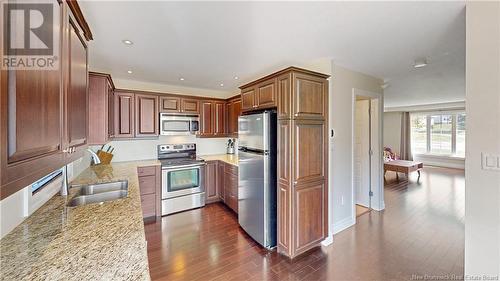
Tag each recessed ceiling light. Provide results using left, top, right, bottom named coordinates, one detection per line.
left=122, top=39, right=133, bottom=45
left=234, top=76, right=239, bottom=80
left=413, top=58, right=428, bottom=68
left=127, top=70, right=133, bottom=74
left=220, top=83, right=224, bottom=87
left=179, top=77, right=185, bottom=81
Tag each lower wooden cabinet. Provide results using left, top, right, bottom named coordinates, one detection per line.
left=137, top=165, right=161, bottom=220
left=205, top=161, right=219, bottom=203
left=204, top=160, right=238, bottom=213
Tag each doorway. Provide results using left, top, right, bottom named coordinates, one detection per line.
left=352, top=89, right=384, bottom=222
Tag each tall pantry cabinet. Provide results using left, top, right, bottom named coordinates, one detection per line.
left=239, top=67, right=330, bottom=259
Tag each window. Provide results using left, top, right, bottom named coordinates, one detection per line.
left=410, top=112, right=466, bottom=158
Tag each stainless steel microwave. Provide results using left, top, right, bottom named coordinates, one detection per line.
left=160, top=113, right=199, bottom=135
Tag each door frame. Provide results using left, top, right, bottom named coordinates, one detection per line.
left=351, top=89, right=384, bottom=223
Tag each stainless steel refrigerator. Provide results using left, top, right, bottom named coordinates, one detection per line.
left=238, top=111, right=277, bottom=249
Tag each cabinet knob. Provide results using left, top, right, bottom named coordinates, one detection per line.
left=63, top=148, right=69, bottom=153
left=294, top=181, right=298, bottom=184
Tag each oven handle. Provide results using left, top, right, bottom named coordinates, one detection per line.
left=162, top=163, right=206, bottom=171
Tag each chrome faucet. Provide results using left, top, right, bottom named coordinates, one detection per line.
left=87, top=148, right=101, bottom=165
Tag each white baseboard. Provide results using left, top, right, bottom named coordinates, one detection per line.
left=372, top=200, right=385, bottom=211
left=332, top=216, right=355, bottom=235
left=321, top=235, right=333, bottom=246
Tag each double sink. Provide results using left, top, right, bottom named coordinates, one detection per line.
left=67, top=180, right=128, bottom=207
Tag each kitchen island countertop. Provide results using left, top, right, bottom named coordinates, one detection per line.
left=0, top=159, right=160, bottom=281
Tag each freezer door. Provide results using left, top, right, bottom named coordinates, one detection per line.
left=238, top=113, right=266, bottom=150
left=238, top=150, right=267, bottom=246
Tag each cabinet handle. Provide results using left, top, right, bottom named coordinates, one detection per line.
left=63, top=148, right=69, bottom=153
left=253, top=105, right=258, bottom=108
left=294, top=114, right=298, bottom=117
left=293, top=181, right=297, bottom=184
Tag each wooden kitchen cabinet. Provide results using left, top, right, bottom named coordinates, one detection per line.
left=114, top=91, right=135, bottom=138
left=181, top=98, right=199, bottom=114
left=137, top=165, right=161, bottom=220
left=135, top=94, right=159, bottom=137
left=205, top=161, right=220, bottom=203
left=63, top=6, right=89, bottom=163
left=218, top=161, right=225, bottom=201
left=199, top=100, right=227, bottom=137
left=199, top=101, right=215, bottom=136
left=226, top=96, right=242, bottom=135
left=0, top=0, right=93, bottom=199
left=224, top=163, right=239, bottom=213
left=240, top=78, right=277, bottom=112
left=241, top=67, right=329, bottom=259
left=160, top=96, right=199, bottom=114
left=159, top=96, right=181, bottom=113
left=88, top=72, right=114, bottom=144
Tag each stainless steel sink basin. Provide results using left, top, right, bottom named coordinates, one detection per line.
left=76, top=180, right=128, bottom=195
left=67, top=190, right=128, bottom=207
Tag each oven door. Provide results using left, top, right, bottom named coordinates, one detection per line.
left=162, top=164, right=205, bottom=199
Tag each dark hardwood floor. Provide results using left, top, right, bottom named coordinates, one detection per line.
left=144, top=166, right=464, bottom=281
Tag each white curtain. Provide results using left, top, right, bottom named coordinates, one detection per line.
left=400, top=112, right=413, bottom=161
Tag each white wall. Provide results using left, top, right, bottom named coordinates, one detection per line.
left=383, top=112, right=402, bottom=154
left=330, top=63, right=384, bottom=234
left=465, top=1, right=500, bottom=276
left=104, top=135, right=231, bottom=162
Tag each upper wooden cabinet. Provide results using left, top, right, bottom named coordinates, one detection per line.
left=226, top=97, right=242, bottom=135
left=241, top=87, right=256, bottom=111
left=135, top=94, right=159, bottom=137
left=114, top=91, right=135, bottom=138
left=292, top=72, right=328, bottom=120
left=160, top=96, right=199, bottom=114
left=181, top=99, right=199, bottom=114
left=159, top=96, right=181, bottom=113
left=199, top=100, right=226, bottom=137
left=240, top=79, right=277, bottom=112
left=113, top=91, right=159, bottom=138
left=0, top=0, right=92, bottom=200
left=88, top=72, right=114, bottom=145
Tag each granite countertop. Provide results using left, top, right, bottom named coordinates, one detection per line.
left=0, top=159, right=160, bottom=281
left=200, top=154, right=238, bottom=166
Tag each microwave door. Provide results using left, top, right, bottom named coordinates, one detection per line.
left=161, top=120, right=191, bottom=135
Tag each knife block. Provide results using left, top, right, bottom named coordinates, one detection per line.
left=96, top=150, right=113, bottom=164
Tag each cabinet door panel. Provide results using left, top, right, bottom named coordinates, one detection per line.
left=66, top=19, right=88, bottom=149
left=256, top=78, right=277, bottom=108
left=107, top=82, right=114, bottom=138
left=181, top=99, right=199, bottom=113
left=241, top=87, right=255, bottom=111
left=293, top=120, right=325, bottom=184
left=205, top=161, right=218, bottom=203
left=215, top=102, right=226, bottom=136
left=278, top=182, right=290, bottom=253
left=114, top=92, right=135, bottom=138
left=277, top=73, right=292, bottom=119
left=135, top=94, right=158, bottom=137
left=88, top=74, right=110, bottom=145
left=294, top=182, right=326, bottom=252
left=292, top=73, right=327, bottom=120
left=160, top=96, right=181, bottom=113
left=200, top=101, right=214, bottom=135
left=218, top=161, right=225, bottom=201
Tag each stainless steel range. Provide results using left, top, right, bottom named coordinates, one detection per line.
left=158, top=143, right=206, bottom=216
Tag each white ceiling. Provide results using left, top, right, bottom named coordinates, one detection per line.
left=80, top=1, right=465, bottom=105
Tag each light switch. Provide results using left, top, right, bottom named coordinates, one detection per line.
left=481, top=153, right=500, bottom=171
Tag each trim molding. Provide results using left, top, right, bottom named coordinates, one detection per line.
left=67, top=0, right=93, bottom=41
left=321, top=235, right=333, bottom=246
left=333, top=216, right=355, bottom=235
left=384, top=101, right=465, bottom=113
